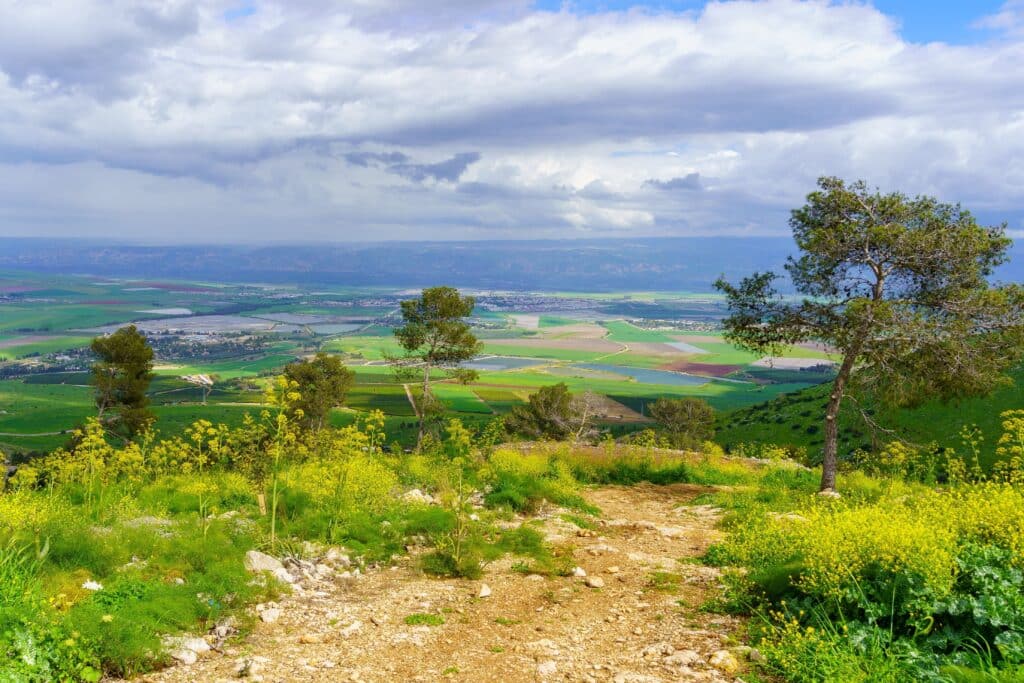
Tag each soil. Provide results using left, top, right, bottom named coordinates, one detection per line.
left=139, top=484, right=747, bottom=683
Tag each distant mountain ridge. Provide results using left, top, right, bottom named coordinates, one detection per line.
left=0, top=237, right=1020, bottom=292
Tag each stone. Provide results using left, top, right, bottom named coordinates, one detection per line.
left=817, top=488, right=842, bottom=499
left=260, top=608, right=282, bottom=624
left=244, top=550, right=284, bottom=574
left=169, top=647, right=198, bottom=665
left=665, top=650, right=701, bottom=667
left=340, top=621, right=363, bottom=638
left=272, top=567, right=295, bottom=584
left=324, top=548, right=351, bottom=567
left=236, top=656, right=269, bottom=679
left=709, top=649, right=740, bottom=674
left=573, top=566, right=588, bottom=578
left=402, top=489, right=435, bottom=505
left=299, top=633, right=327, bottom=644
left=585, top=576, right=605, bottom=589
left=537, top=660, right=557, bottom=677
left=607, top=566, right=620, bottom=574
left=164, top=635, right=210, bottom=664
left=478, top=583, right=492, bottom=598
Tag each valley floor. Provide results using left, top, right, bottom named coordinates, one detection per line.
left=138, top=484, right=745, bottom=683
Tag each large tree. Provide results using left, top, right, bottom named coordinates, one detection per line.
left=715, top=177, right=1024, bottom=491
left=91, top=325, right=155, bottom=439
left=283, top=352, right=355, bottom=430
left=393, top=286, right=482, bottom=445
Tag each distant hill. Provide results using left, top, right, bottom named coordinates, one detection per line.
left=716, top=368, right=1024, bottom=469
left=0, top=237, right=794, bottom=292
left=3, top=237, right=1019, bottom=293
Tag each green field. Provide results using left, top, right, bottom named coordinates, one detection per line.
left=0, top=272, right=873, bottom=455
left=600, top=320, right=674, bottom=343
left=0, top=335, right=93, bottom=360
left=153, top=354, right=299, bottom=380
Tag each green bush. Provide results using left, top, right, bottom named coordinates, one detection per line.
left=716, top=482, right=1024, bottom=680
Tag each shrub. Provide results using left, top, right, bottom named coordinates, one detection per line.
left=717, top=482, right=1024, bottom=679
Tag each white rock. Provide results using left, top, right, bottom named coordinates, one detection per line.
left=81, top=580, right=103, bottom=591
left=272, top=567, right=296, bottom=584
left=478, top=583, right=492, bottom=598
left=244, top=550, right=284, bottom=574
left=537, top=660, right=557, bottom=677
left=572, top=566, right=588, bottom=578
left=607, top=566, right=620, bottom=574
left=340, top=621, right=363, bottom=638
left=402, top=489, right=435, bottom=505
left=665, top=650, right=701, bottom=667
left=260, top=608, right=282, bottom=624
left=640, top=642, right=674, bottom=658
left=817, top=488, right=842, bottom=499
left=169, top=647, right=198, bottom=665
left=324, top=548, right=351, bottom=567
left=181, top=637, right=211, bottom=654
left=585, top=576, right=605, bottom=589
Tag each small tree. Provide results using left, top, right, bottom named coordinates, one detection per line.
left=91, top=325, right=155, bottom=439
left=283, top=352, right=355, bottom=431
left=715, top=177, right=1024, bottom=491
left=649, top=397, right=715, bottom=448
left=392, top=287, right=482, bottom=446
left=506, top=383, right=599, bottom=442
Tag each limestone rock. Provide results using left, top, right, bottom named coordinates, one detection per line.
left=245, top=550, right=284, bottom=574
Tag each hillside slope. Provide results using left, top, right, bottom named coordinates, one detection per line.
left=717, top=368, right=1024, bottom=468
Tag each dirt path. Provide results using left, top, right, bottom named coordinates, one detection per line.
left=403, top=384, right=420, bottom=418
left=141, top=484, right=745, bottom=683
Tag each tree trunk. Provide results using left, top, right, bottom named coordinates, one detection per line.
left=821, top=352, right=857, bottom=491
left=417, top=362, right=431, bottom=448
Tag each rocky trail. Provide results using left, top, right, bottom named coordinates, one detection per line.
left=140, top=484, right=750, bottom=683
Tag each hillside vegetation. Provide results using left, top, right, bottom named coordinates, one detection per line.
left=2, top=369, right=1023, bottom=681
left=718, top=368, right=1024, bottom=470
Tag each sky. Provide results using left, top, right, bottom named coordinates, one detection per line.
left=1, top=0, right=1023, bottom=243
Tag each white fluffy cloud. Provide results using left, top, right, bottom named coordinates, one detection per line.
left=1, top=0, right=1023, bottom=241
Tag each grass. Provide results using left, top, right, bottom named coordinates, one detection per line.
left=480, top=344, right=608, bottom=362
left=717, top=367, right=1024, bottom=469
left=0, top=335, right=93, bottom=360
left=153, top=354, right=298, bottom=380
left=404, top=613, right=445, bottom=626
left=600, top=320, right=674, bottom=343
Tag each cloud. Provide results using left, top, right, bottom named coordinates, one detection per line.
left=0, top=0, right=1023, bottom=241
left=645, top=173, right=702, bottom=191
left=342, top=150, right=480, bottom=182
left=975, top=1, right=1024, bottom=36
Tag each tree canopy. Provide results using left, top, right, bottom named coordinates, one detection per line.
left=393, top=286, right=482, bottom=445
left=715, top=177, right=1024, bottom=491
left=505, top=383, right=600, bottom=442
left=648, top=397, right=715, bottom=448
left=283, top=353, right=356, bottom=431
left=91, top=325, right=155, bottom=439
